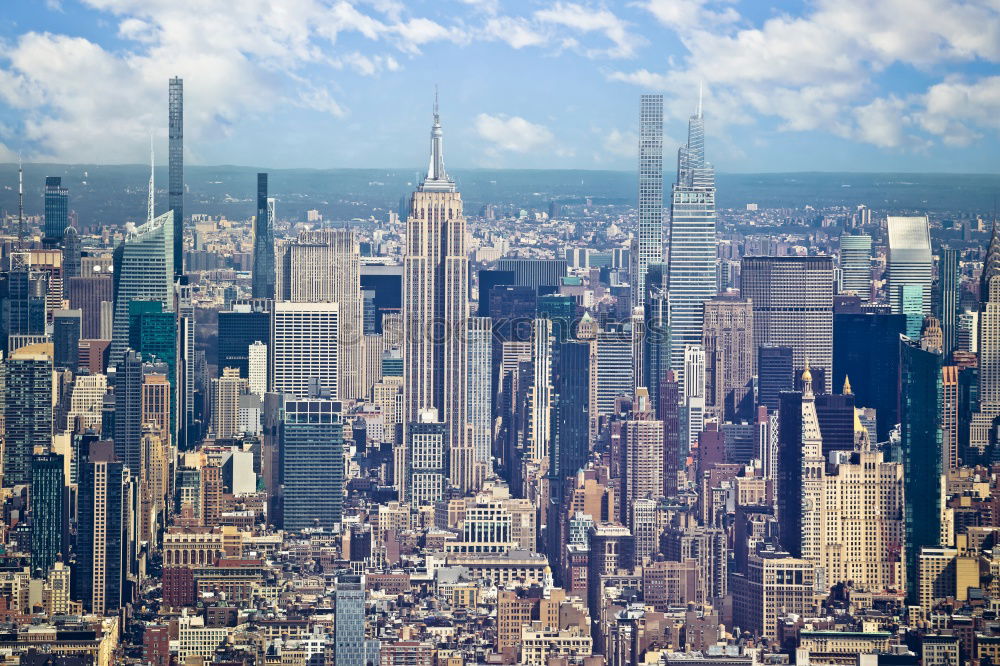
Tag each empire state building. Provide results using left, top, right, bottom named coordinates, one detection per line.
left=402, top=95, right=473, bottom=494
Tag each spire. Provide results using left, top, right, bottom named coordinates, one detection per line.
left=843, top=375, right=852, bottom=395
left=17, top=153, right=24, bottom=247
left=419, top=85, right=453, bottom=192
left=802, top=358, right=814, bottom=399
left=148, top=134, right=155, bottom=224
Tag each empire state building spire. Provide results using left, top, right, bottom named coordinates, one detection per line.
left=419, top=87, right=455, bottom=193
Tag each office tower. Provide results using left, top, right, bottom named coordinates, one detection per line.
left=360, top=264, right=403, bottom=332
left=940, top=248, right=960, bottom=355
left=31, top=452, right=67, bottom=574
left=595, top=325, right=634, bottom=420
left=702, top=296, right=754, bottom=421
left=468, top=317, right=492, bottom=483
left=632, top=94, right=663, bottom=308
left=169, top=77, right=184, bottom=277
left=74, top=440, right=129, bottom=614
left=742, top=256, right=835, bottom=392
left=732, top=551, right=816, bottom=641
left=114, top=351, right=167, bottom=473
left=661, top=370, right=681, bottom=496
left=110, top=210, right=174, bottom=367
left=129, top=298, right=176, bottom=397
left=275, top=228, right=363, bottom=399
left=252, top=173, right=275, bottom=299
left=271, top=302, right=338, bottom=400
left=798, top=365, right=827, bottom=567
left=477, top=269, right=516, bottom=317
left=402, top=99, right=471, bottom=493
left=900, top=336, right=942, bottom=603
left=832, top=309, right=906, bottom=442
left=3, top=343, right=53, bottom=486
left=683, top=344, right=706, bottom=453
left=405, top=408, right=448, bottom=506
left=2, top=253, right=47, bottom=353
left=212, top=368, right=247, bottom=439
left=496, top=258, right=567, bottom=292
left=280, top=398, right=344, bottom=530
left=63, top=226, right=81, bottom=278
left=666, top=93, right=717, bottom=386
left=528, top=318, right=553, bottom=464
left=52, top=309, right=81, bottom=372
left=550, top=341, right=593, bottom=484
left=887, top=216, right=933, bottom=316
left=43, top=176, right=69, bottom=246
left=839, top=234, right=872, bottom=299
left=815, top=389, right=856, bottom=456
left=972, top=224, right=1000, bottom=455
left=218, top=300, right=270, bottom=377
left=248, top=341, right=267, bottom=397
left=620, top=389, right=663, bottom=527
left=775, top=389, right=804, bottom=556
left=68, top=275, right=114, bottom=339
left=901, top=284, right=925, bottom=338
left=334, top=575, right=366, bottom=666
left=757, top=345, right=794, bottom=412
left=942, top=365, right=959, bottom=472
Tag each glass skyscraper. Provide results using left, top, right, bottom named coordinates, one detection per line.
left=110, top=210, right=174, bottom=368
left=667, top=97, right=717, bottom=391
left=839, top=233, right=872, bottom=300
left=252, top=173, right=275, bottom=300
left=3, top=344, right=54, bottom=486
left=940, top=247, right=960, bottom=355
left=632, top=94, right=663, bottom=307
left=43, top=176, right=68, bottom=246
left=31, top=452, right=66, bottom=574
left=280, top=398, right=344, bottom=530
left=887, top=216, right=933, bottom=316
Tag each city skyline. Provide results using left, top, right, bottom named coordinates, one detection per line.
left=1, top=2, right=999, bottom=173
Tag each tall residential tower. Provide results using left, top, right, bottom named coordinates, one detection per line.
left=632, top=94, right=663, bottom=307
left=168, top=77, right=184, bottom=277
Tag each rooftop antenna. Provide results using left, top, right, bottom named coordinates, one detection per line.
left=17, top=152, right=24, bottom=247
left=147, top=133, right=155, bottom=224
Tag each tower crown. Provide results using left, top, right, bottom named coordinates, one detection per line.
left=419, top=87, right=455, bottom=193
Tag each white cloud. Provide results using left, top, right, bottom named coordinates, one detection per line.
left=475, top=113, right=554, bottom=153
left=534, top=2, right=642, bottom=58
left=602, top=128, right=638, bottom=158
left=484, top=16, right=548, bottom=49
left=613, top=0, right=1000, bottom=150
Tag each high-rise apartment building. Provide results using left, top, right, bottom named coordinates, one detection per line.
left=940, top=247, right=960, bottom=355
left=169, top=77, right=183, bottom=277
left=213, top=368, right=247, bottom=439
left=468, top=316, right=492, bottom=485
left=271, top=302, right=338, bottom=400
left=632, top=94, right=663, bottom=307
left=839, top=234, right=872, bottom=300
left=667, top=95, right=717, bottom=388
left=334, top=575, right=367, bottom=666
left=402, top=98, right=471, bottom=492
left=252, top=173, right=275, bottom=300
left=620, top=389, right=663, bottom=529
left=280, top=398, right=344, bottom=530
left=742, top=256, right=835, bottom=392
left=110, top=210, right=174, bottom=367
left=972, top=224, right=1000, bottom=454
left=887, top=216, right=933, bottom=316
left=702, top=296, right=754, bottom=421
left=63, top=226, right=81, bottom=278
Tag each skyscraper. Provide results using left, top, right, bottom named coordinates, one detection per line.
left=31, top=452, right=67, bottom=575
left=402, top=96, right=471, bottom=493
left=887, top=216, right=933, bottom=316
left=43, top=176, right=68, bottom=247
left=632, top=94, right=663, bottom=307
left=53, top=309, right=81, bottom=373
left=940, top=247, right=960, bottom=356
left=110, top=210, right=174, bottom=367
left=271, top=302, right=338, bottom=400
left=972, top=223, right=1000, bottom=454
left=252, top=173, right=275, bottom=300
left=169, top=77, right=184, bottom=277
left=333, top=575, right=367, bottom=666
left=468, top=316, right=492, bottom=484
left=405, top=408, right=448, bottom=506
left=666, top=92, right=717, bottom=389
left=275, top=229, right=363, bottom=399
left=839, top=234, right=872, bottom=300
left=4, top=343, right=53, bottom=486
left=742, top=256, right=835, bottom=392
left=702, top=296, right=754, bottom=421
left=280, top=398, right=344, bottom=530
left=63, top=225, right=82, bottom=278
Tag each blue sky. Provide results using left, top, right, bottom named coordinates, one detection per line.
left=1, top=0, right=999, bottom=172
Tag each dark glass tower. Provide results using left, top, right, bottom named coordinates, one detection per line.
left=31, top=453, right=67, bottom=574
left=477, top=269, right=515, bottom=317
left=3, top=345, right=53, bottom=485
left=43, top=176, right=69, bottom=247
left=832, top=310, right=906, bottom=442
left=169, top=77, right=184, bottom=277
left=900, top=337, right=942, bottom=603
left=63, top=225, right=82, bottom=278
left=757, top=345, right=794, bottom=412
left=53, top=309, right=82, bottom=373
left=776, top=390, right=804, bottom=556
left=940, top=247, right=960, bottom=356
left=280, top=399, right=344, bottom=530
left=2, top=259, right=47, bottom=354
left=252, top=173, right=275, bottom=299
left=549, top=340, right=592, bottom=484
left=218, top=301, right=271, bottom=377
